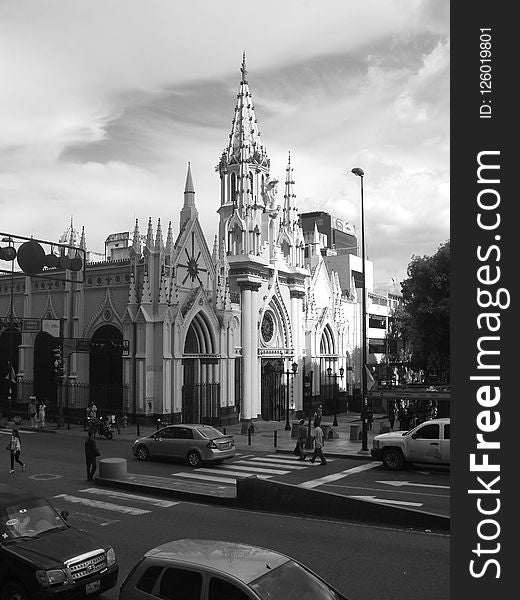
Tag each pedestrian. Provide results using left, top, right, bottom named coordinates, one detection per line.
left=28, top=396, right=38, bottom=428
left=7, top=429, right=25, bottom=474
left=313, top=404, right=323, bottom=428
left=367, top=405, right=373, bottom=431
left=389, top=405, right=396, bottom=430
left=297, top=419, right=308, bottom=461
left=37, top=400, right=47, bottom=429
left=84, top=430, right=100, bottom=481
left=310, top=423, right=327, bottom=465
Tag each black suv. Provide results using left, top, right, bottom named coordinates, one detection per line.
left=0, top=483, right=118, bottom=599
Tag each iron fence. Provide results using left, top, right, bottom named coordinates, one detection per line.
left=182, top=382, right=220, bottom=425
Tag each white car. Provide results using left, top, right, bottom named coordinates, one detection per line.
left=371, top=417, right=450, bottom=470
left=119, top=539, right=349, bottom=599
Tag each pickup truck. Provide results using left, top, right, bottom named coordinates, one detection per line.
left=371, top=417, right=450, bottom=470
left=0, top=483, right=118, bottom=600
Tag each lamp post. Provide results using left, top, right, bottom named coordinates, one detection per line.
left=1, top=236, right=17, bottom=420
left=352, top=167, right=369, bottom=452
left=284, top=360, right=298, bottom=431
left=326, top=366, right=344, bottom=426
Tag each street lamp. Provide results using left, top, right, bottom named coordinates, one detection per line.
left=326, top=366, right=345, bottom=426
left=351, top=167, right=369, bottom=452
left=284, top=360, right=298, bottom=431
left=1, top=237, right=17, bottom=420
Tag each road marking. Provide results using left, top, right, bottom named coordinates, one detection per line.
left=298, top=461, right=380, bottom=489
left=265, top=454, right=334, bottom=463
left=240, top=459, right=307, bottom=470
left=61, top=510, right=120, bottom=527
left=79, top=488, right=181, bottom=507
left=348, top=495, right=423, bottom=507
left=219, top=463, right=289, bottom=475
left=376, top=480, right=450, bottom=490
left=0, top=429, right=37, bottom=435
left=28, top=474, right=63, bottom=481
left=197, top=468, right=272, bottom=480
left=171, top=472, right=237, bottom=485
left=53, top=494, right=150, bottom=515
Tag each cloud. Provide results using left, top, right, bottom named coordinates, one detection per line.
left=0, top=0, right=450, bottom=293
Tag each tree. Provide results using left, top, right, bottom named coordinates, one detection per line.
left=396, top=241, right=450, bottom=383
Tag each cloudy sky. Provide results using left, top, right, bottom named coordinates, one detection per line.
left=0, top=0, right=449, bottom=293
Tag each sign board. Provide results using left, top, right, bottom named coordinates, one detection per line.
left=22, top=318, right=41, bottom=332
left=42, top=319, right=61, bottom=337
left=76, top=339, right=91, bottom=353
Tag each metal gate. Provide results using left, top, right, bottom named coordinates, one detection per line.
left=181, top=382, right=221, bottom=425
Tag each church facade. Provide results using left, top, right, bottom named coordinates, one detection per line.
left=1, top=56, right=369, bottom=426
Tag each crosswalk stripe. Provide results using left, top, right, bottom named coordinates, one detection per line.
left=171, top=472, right=237, bottom=485
left=220, top=463, right=289, bottom=475
left=265, top=454, right=334, bottom=462
left=298, top=462, right=381, bottom=489
left=53, top=494, right=150, bottom=515
left=0, top=429, right=37, bottom=435
left=196, top=468, right=272, bottom=480
left=78, top=488, right=180, bottom=508
left=245, top=458, right=307, bottom=470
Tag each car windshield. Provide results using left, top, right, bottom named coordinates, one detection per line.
left=250, top=559, right=347, bottom=600
left=197, top=426, right=224, bottom=439
left=1, top=498, right=67, bottom=541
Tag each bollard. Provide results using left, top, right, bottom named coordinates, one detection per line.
left=274, top=430, right=277, bottom=447
left=223, top=427, right=226, bottom=435
left=248, top=429, right=251, bottom=446
left=156, top=419, right=161, bottom=431
left=136, top=421, right=140, bottom=436
left=67, top=422, right=70, bottom=430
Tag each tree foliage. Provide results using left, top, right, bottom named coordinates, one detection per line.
left=396, top=240, right=450, bottom=383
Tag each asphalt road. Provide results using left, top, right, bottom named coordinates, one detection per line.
left=0, top=429, right=449, bottom=600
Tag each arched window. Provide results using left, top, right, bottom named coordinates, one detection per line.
left=231, top=173, right=237, bottom=205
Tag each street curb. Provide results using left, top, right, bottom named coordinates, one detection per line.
left=94, top=472, right=449, bottom=532
left=236, top=477, right=450, bottom=532
left=94, top=476, right=238, bottom=507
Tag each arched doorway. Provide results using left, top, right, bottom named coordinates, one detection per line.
left=33, top=332, right=60, bottom=418
left=89, top=325, right=124, bottom=413
left=182, top=312, right=220, bottom=424
left=319, top=324, right=338, bottom=416
left=0, top=325, right=21, bottom=416
left=260, top=359, right=284, bottom=421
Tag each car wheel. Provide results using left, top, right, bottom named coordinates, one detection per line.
left=382, top=448, right=405, bottom=470
left=187, top=450, right=202, bottom=467
left=1, top=582, right=29, bottom=600
left=136, top=445, right=150, bottom=461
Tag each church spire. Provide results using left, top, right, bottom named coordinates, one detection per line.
left=221, top=53, right=269, bottom=170
left=180, top=162, right=198, bottom=230
left=283, top=151, right=297, bottom=228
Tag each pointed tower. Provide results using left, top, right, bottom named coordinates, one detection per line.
left=217, top=53, right=271, bottom=254
left=180, top=162, right=198, bottom=231
left=283, top=151, right=297, bottom=230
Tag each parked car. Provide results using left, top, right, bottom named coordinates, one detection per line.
left=371, top=417, right=450, bottom=470
left=0, top=483, right=118, bottom=600
left=118, top=539, right=349, bottom=599
left=132, top=424, right=236, bottom=467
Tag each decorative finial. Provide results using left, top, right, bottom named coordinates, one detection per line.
left=241, top=51, right=247, bottom=82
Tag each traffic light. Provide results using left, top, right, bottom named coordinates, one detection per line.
left=53, top=347, right=65, bottom=379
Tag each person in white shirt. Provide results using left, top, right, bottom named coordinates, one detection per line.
left=309, top=424, right=327, bottom=465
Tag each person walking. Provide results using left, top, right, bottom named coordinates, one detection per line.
left=7, top=429, right=25, bottom=474
left=37, top=400, right=47, bottom=429
left=310, top=423, right=327, bottom=465
left=389, top=405, right=396, bottom=430
left=313, top=404, right=323, bottom=428
left=84, top=431, right=100, bottom=481
left=367, top=405, right=374, bottom=431
left=28, top=396, right=38, bottom=428
left=296, top=419, right=308, bottom=461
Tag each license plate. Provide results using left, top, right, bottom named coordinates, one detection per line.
left=86, top=580, right=101, bottom=595
left=220, top=442, right=231, bottom=449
